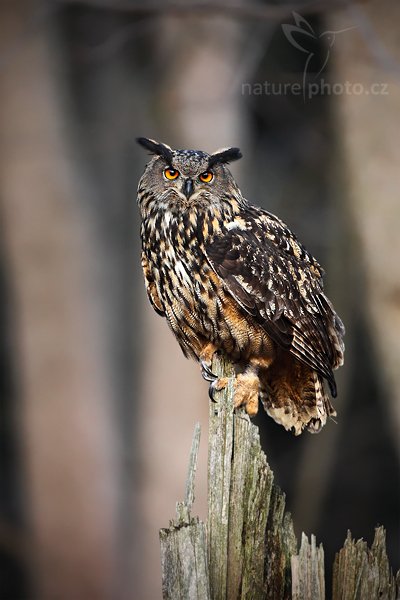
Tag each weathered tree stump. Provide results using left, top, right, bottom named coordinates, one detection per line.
left=332, top=527, right=399, bottom=600
left=207, top=355, right=297, bottom=600
left=159, top=423, right=210, bottom=600
left=159, top=355, right=399, bottom=599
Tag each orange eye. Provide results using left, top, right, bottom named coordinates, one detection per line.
left=164, top=167, right=179, bottom=180
left=199, top=171, right=213, bottom=183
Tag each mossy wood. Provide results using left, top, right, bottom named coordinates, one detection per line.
left=159, top=355, right=399, bottom=599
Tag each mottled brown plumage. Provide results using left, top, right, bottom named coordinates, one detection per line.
left=137, top=137, right=345, bottom=435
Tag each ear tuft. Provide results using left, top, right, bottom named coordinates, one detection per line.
left=208, top=147, right=242, bottom=168
left=136, top=137, right=173, bottom=164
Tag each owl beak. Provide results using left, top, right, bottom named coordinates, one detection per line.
left=183, top=178, right=194, bottom=199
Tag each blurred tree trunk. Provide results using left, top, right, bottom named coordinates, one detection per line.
left=333, top=2, right=400, bottom=456
left=0, top=2, right=120, bottom=598
left=53, top=10, right=145, bottom=597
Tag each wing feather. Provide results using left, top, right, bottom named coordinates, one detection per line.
left=204, top=208, right=344, bottom=394
left=141, top=251, right=165, bottom=316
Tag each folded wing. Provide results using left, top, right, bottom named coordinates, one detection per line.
left=204, top=209, right=345, bottom=395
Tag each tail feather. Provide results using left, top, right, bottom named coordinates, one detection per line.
left=305, top=371, right=336, bottom=434
left=260, top=350, right=336, bottom=435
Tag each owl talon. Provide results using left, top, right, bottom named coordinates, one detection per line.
left=209, top=382, right=217, bottom=402
left=201, top=360, right=217, bottom=382
left=208, top=377, right=228, bottom=401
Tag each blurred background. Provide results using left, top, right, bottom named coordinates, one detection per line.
left=0, top=1, right=399, bottom=598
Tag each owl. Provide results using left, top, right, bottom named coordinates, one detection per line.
left=137, top=137, right=345, bottom=435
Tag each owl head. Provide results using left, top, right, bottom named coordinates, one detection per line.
left=137, top=137, right=243, bottom=213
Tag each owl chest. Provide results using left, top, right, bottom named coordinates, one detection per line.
left=143, top=213, right=241, bottom=356
left=157, top=239, right=210, bottom=311
left=142, top=217, right=271, bottom=361
left=144, top=219, right=220, bottom=334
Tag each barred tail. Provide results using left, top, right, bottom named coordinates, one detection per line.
left=305, top=371, right=337, bottom=434
left=260, top=352, right=337, bottom=435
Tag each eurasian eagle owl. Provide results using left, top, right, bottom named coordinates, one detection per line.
left=137, top=137, right=344, bottom=435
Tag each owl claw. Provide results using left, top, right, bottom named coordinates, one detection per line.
left=209, top=382, right=217, bottom=402
left=208, top=377, right=228, bottom=401
left=201, top=360, right=217, bottom=382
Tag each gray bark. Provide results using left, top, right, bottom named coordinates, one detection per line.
left=332, top=527, right=399, bottom=600
left=160, top=424, right=210, bottom=600
left=291, top=534, right=325, bottom=600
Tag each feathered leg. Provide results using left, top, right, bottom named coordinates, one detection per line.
left=233, top=356, right=273, bottom=417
